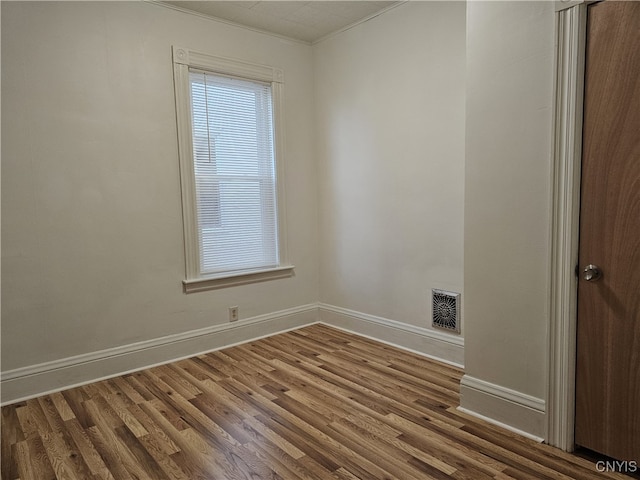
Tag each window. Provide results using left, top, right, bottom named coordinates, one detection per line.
left=172, top=47, right=293, bottom=292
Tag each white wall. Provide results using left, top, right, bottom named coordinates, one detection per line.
left=462, top=1, right=555, bottom=438
left=314, top=2, right=466, bottom=353
left=1, top=2, right=318, bottom=374
left=2, top=1, right=561, bottom=441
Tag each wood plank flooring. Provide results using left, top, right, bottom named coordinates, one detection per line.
left=1, top=324, right=634, bottom=479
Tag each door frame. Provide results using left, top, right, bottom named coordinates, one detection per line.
left=547, top=0, right=601, bottom=452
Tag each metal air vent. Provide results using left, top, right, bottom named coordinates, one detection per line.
left=432, top=289, right=460, bottom=333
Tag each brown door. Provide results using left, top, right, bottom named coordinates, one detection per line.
left=575, top=0, right=640, bottom=462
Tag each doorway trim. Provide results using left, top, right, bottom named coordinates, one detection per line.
left=547, top=0, right=594, bottom=451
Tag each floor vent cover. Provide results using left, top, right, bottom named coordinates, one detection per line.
left=432, top=289, right=461, bottom=333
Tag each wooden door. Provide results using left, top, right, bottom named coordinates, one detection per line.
left=575, top=0, right=640, bottom=462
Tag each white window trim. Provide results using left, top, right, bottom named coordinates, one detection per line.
left=172, top=46, right=293, bottom=293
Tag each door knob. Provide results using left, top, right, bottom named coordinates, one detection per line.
left=582, top=264, right=602, bottom=282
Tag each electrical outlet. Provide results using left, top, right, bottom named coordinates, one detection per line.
left=229, top=306, right=239, bottom=322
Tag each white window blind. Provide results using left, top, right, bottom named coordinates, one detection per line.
left=189, top=71, right=279, bottom=275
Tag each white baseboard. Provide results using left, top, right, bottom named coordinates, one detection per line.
left=318, top=303, right=464, bottom=368
left=1, top=304, right=319, bottom=405
left=3, top=300, right=548, bottom=443
left=459, top=374, right=547, bottom=441
left=2, top=302, right=466, bottom=406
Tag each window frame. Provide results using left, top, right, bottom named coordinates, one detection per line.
left=172, top=46, right=293, bottom=293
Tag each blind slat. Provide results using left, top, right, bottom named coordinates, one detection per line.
left=190, top=70, right=279, bottom=274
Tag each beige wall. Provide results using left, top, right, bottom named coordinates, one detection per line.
left=1, top=1, right=318, bottom=371
left=314, top=2, right=466, bottom=331
left=464, top=1, right=555, bottom=401
left=2, top=1, right=560, bottom=439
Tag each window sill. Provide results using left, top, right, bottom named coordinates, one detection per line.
left=182, top=265, right=295, bottom=293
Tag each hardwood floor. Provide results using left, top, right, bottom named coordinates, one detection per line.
left=1, top=324, right=634, bottom=479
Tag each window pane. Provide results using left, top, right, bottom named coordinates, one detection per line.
left=190, top=71, right=278, bottom=274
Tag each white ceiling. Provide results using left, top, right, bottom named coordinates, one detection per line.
left=161, top=1, right=402, bottom=43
